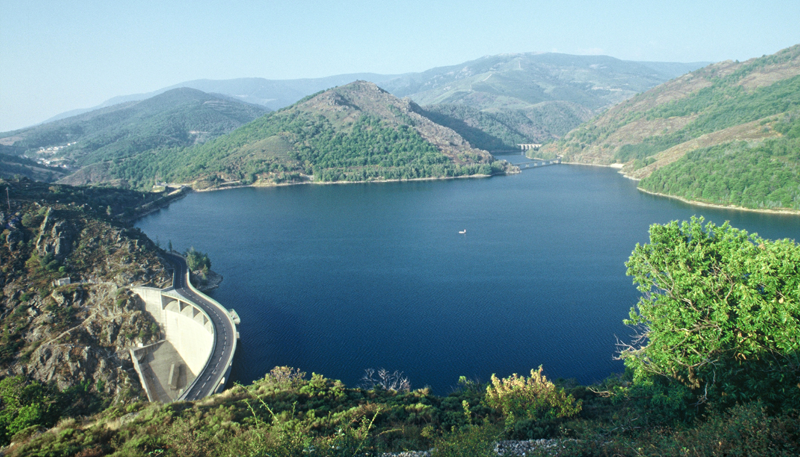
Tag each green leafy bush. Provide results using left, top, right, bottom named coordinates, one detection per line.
left=621, top=217, right=800, bottom=409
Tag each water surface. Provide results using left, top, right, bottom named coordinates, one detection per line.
left=136, top=165, right=800, bottom=393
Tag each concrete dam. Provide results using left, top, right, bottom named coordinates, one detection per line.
left=130, top=253, right=239, bottom=402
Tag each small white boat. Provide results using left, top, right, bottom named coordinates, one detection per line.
left=459, top=229, right=467, bottom=234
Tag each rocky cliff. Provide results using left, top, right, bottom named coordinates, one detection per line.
left=0, top=178, right=173, bottom=402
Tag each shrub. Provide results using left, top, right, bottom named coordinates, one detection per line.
left=485, top=366, right=582, bottom=424
left=431, top=424, right=500, bottom=457
left=621, top=217, right=800, bottom=409
left=360, top=368, right=411, bottom=392
left=261, top=366, right=306, bottom=390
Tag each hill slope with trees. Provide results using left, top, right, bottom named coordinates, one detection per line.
left=34, top=53, right=704, bottom=156
left=380, top=53, right=706, bottom=149
left=544, top=44, right=800, bottom=212
left=0, top=88, right=268, bottom=187
left=106, top=81, right=517, bottom=189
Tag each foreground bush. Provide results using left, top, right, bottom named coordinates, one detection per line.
left=485, top=366, right=582, bottom=425
left=621, top=217, right=800, bottom=409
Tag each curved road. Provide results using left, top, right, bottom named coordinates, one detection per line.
left=163, top=252, right=237, bottom=401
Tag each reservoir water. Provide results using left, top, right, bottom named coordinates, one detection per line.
left=136, top=163, right=800, bottom=393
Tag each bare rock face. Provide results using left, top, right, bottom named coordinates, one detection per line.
left=190, top=269, right=223, bottom=292
left=8, top=285, right=164, bottom=399
left=5, top=227, right=24, bottom=251
left=35, top=208, right=75, bottom=260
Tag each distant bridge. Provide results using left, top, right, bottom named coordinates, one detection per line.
left=518, top=143, right=543, bottom=151
left=516, top=159, right=561, bottom=170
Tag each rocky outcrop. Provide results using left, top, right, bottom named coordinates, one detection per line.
left=190, top=269, right=223, bottom=292
left=35, top=208, right=75, bottom=260
left=11, top=286, right=159, bottom=397
left=0, top=186, right=173, bottom=403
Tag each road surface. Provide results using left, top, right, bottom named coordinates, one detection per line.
left=163, top=252, right=237, bottom=401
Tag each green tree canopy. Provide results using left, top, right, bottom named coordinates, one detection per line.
left=621, top=217, right=800, bottom=407
left=185, top=247, right=211, bottom=272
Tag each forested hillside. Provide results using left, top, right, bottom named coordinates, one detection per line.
left=0, top=153, right=67, bottom=182
left=106, top=81, right=517, bottom=189
left=35, top=53, right=704, bottom=157
left=0, top=89, right=268, bottom=186
left=545, top=44, right=800, bottom=212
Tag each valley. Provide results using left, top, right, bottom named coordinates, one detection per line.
left=1, top=43, right=799, bottom=456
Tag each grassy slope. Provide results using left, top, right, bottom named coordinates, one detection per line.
left=546, top=44, right=800, bottom=212
left=6, top=363, right=798, bottom=456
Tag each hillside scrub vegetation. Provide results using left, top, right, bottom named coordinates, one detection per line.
left=639, top=113, right=800, bottom=210
left=4, top=218, right=799, bottom=456
left=544, top=44, right=800, bottom=213
left=97, top=82, right=516, bottom=189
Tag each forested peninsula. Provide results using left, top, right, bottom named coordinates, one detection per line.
left=107, top=81, right=517, bottom=190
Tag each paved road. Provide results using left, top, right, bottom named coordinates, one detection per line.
left=163, top=252, right=237, bottom=401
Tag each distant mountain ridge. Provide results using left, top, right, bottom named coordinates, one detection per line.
left=37, top=53, right=707, bottom=148
left=0, top=51, right=711, bottom=190
left=43, top=74, right=404, bottom=123
left=1, top=88, right=268, bottom=186
left=383, top=53, right=704, bottom=108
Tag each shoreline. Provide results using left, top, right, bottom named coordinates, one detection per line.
left=130, top=171, right=515, bottom=222
left=558, top=160, right=800, bottom=215
left=636, top=187, right=800, bottom=216
left=192, top=171, right=513, bottom=193
left=137, top=162, right=799, bottom=217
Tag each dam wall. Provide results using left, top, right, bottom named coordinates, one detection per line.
left=133, top=286, right=214, bottom=377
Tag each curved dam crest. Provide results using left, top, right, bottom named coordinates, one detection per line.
left=130, top=254, right=240, bottom=402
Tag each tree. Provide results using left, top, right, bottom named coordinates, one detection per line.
left=0, top=376, right=51, bottom=444
left=620, top=217, right=800, bottom=407
left=185, top=246, right=211, bottom=272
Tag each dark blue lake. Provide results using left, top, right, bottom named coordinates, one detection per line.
left=135, top=163, right=800, bottom=393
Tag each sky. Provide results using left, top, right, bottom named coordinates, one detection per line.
left=1, top=0, right=799, bottom=132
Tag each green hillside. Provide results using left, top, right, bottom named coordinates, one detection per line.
left=0, top=88, right=268, bottom=185
left=546, top=44, right=800, bottom=212
left=0, top=153, right=67, bottom=182
left=38, top=54, right=704, bottom=156
left=107, top=81, right=517, bottom=189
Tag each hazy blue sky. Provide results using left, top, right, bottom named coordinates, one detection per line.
left=2, top=0, right=799, bottom=131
